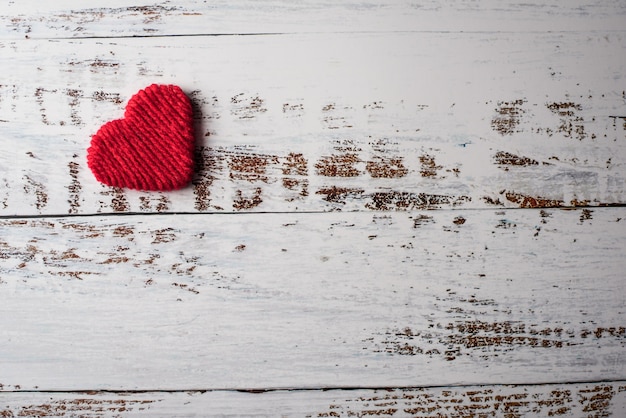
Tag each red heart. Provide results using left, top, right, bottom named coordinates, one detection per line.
left=87, top=84, right=195, bottom=191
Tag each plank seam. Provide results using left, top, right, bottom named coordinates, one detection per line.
left=14, top=28, right=626, bottom=41
left=1, top=204, right=625, bottom=221
left=2, top=378, right=625, bottom=395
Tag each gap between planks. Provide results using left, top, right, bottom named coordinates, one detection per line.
left=0, top=205, right=625, bottom=221
left=3, top=378, right=626, bottom=395
left=19, top=28, right=626, bottom=42
left=2, top=381, right=625, bottom=418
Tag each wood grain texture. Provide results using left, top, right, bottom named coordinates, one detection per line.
left=2, top=382, right=626, bottom=417
left=0, top=32, right=624, bottom=215
left=2, top=0, right=626, bottom=39
left=2, top=0, right=625, bottom=415
left=1, top=209, right=624, bottom=390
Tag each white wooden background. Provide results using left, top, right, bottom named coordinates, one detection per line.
left=1, top=1, right=625, bottom=416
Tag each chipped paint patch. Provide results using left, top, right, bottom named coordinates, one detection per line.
left=65, top=88, right=83, bottom=126
left=411, top=214, right=434, bottom=228
left=61, top=222, right=103, bottom=239
left=233, top=187, right=263, bottom=210
left=193, top=147, right=220, bottom=211
left=315, top=154, right=362, bottom=177
left=366, top=192, right=470, bottom=211
left=68, top=58, right=120, bottom=74
left=229, top=154, right=279, bottom=183
left=314, top=383, right=622, bottom=418
left=321, top=103, right=354, bottom=129
left=67, top=158, right=81, bottom=214
left=151, top=228, right=177, bottom=244
left=504, top=191, right=563, bottom=208
left=230, top=93, right=267, bottom=119
left=112, top=225, right=134, bottom=240
left=99, top=187, right=129, bottom=212
left=494, top=151, right=538, bottom=169
left=281, top=152, right=309, bottom=200
left=453, top=216, right=466, bottom=225
left=316, top=187, right=365, bottom=205
left=482, top=196, right=504, bottom=206
left=0, top=383, right=623, bottom=417
left=172, top=282, right=199, bottom=294
left=23, top=175, right=48, bottom=211
left=366, top=156, right=408, bottom=178
left=368, top=321, right=625, bottom=361
left=1, top=397, right=154, bottom=417
left=91, top=90, right=122, bottom=105
left=281, top=153, right=307, bottom=177
left=139, top=195, right=170, bottom=212
left=579, top=208, right=593, bottom=223
left=34, top=87, right=56, bottom=126
left=546, top=101, right=586, bottom=140
left=282, top=101, right=304, bottom=117
left=491, top=99, right=525, bottom=135
left=419, top=154, right=442, bottom=178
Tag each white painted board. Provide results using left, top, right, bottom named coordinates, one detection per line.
left=1, top=209, right=624, bottom=391
left=1, top=0, right=625, bottom=415
left=2, top=1, right=626, bottom=39
left=0, top=32, right=624, bottom=215
left=1, top=382, right=625, bottom=417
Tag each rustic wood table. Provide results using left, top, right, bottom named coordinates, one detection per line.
left=1, top=1, right=625, bottom=416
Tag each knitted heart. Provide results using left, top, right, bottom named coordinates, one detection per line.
left=87, top=84, right=195, bottom=191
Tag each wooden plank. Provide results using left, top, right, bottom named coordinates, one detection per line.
left=2, top=1, right=623, bottom=416
left=1, top=208, right=624, bottom=390
left=0, top=32, right=624, bottom=215
left=1, top=382, right=625, bottom=417
left=2, top=0, right=626, bottom=40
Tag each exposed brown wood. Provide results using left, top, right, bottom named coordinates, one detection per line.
left=1, top=1, right=625, bottom=415
left=0, top=209, right=624, bottom=390
left=1, top=382, right=625, bottom=417
left=0, top=32, right=624, bottom=215
left=2, top=1, right=626, bottom=40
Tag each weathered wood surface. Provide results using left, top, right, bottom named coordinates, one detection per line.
left=1, top=209, right=624, bottom=390
left=2, top=382, right=625, bottom=417
left=1, top=0, right=625, bottom=415
left=0, top=32, right=624, bottom=215
left=2, top=0, right=626, bottom=39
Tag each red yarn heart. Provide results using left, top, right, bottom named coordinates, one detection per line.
left=87, top=84, right=195, bottom=191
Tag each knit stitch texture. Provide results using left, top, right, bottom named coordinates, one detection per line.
left=87, top=84, right=195, bottom=191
